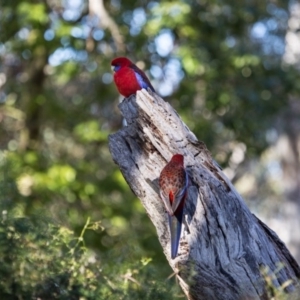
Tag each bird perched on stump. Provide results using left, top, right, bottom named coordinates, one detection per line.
left=159, top=154, right=189, bottom=259
left=111, top=57, right=155, bottom=97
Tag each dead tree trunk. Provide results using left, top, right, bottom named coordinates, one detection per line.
left=108, top=90, right=300, bottom=300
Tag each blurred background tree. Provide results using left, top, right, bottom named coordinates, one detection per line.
left=0, top=0, right=299, bottom=298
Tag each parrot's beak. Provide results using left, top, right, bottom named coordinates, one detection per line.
left=111, top=65, right=115, bottom=72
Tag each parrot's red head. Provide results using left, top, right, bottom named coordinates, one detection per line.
left=170, top=154, right=184, bottom=165
left=111, top=57, right=133, bottom=72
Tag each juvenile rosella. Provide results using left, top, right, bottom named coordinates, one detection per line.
left=159, top=154, right=189, bottom=259
left=111, top=57, right=155, bottom=97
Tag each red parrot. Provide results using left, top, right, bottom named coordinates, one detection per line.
left=159, top=154, right=189, bottom=259
left=111, top=57, right=155, bottom=97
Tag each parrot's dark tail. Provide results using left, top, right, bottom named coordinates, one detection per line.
left=168, top=210, right=183, bottom=259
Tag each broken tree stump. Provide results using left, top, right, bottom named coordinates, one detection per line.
left=108, top=89, right=300, bottom=300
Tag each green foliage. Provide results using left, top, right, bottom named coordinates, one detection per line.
left=17, top=2, right=48, bottom=24
left=74, top=121, right=108, bottom=143
left=261, top=265, right=300, bottom=300
left=0, top=215, right=180, bottom=299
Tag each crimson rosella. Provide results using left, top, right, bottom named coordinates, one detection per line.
left=111, top=57, right=155, bottom=97
left=159, top=154, right=189, bottom=259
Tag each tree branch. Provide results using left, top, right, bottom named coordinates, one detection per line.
left=108, top=90, right=300, bottom=300
left=88, top=0, right=125, bottom=53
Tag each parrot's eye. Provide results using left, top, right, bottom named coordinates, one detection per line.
left=112, top=64, right=121, bottom=72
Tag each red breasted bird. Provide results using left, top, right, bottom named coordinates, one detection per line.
left=111, top=57, right=155, bottom=97
left=159, top=154, right=189, bottom=259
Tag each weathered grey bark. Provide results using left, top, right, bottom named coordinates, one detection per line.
left=108, top=89, right=300, bottom=300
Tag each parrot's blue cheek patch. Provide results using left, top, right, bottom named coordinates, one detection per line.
left=113, top=65, right=121, bottom=72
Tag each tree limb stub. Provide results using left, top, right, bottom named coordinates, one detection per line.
left=108, top=89, right=300, bottom=300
